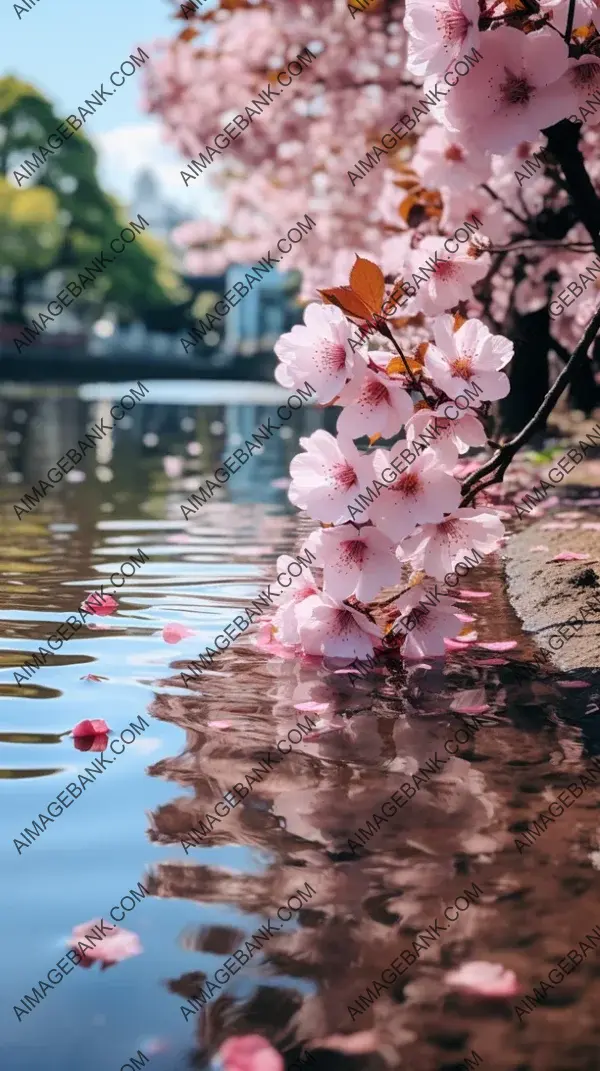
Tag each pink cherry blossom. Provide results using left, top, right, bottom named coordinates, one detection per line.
left=394, top=584, right=463, bottom=658
left=441, top=26, right=571, bottom=154
left=218, top=1035, right=283, bottom=1071
left=407, top=407, right=487, bottom=467
left=336, top=360, right=413, bottom=440
left=425, top=316, right=513, bottom=402
left=81, top=592, right=119, bottom=616
left=307, top=524, right=402, bottom=602
left=445, top=960, right=519, bottom=998
left=404, top=0, right=481, bottom=78
left=72, top=719, right=110, bottom=737
left=162, top=623, right=197, bottom=644
left=288, top=430, right=373, bottom=523
left=369, top=446, right=462, bottom=542
left=408, top=239, right=491, bottom=316
left=68, top=921, right=142, bottom=969
left=296, top=592, right=382, bottom=660
left=542, top=0, right=599, bottom=39
left=397, top=508, right=505, bottom=578
left=275, top=302, right=359, bottom=404
left=272, top=553, right=319, bottom=645
left=412, top=124, right=491, bottom=192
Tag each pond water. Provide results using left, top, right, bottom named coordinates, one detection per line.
left=2, top=381, right=600, bottom=1071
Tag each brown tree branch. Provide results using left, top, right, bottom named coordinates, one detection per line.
left=460, top=302, right=600, bottom=506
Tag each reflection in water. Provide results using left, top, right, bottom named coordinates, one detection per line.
left=2, top=385, right=600, bottom=1071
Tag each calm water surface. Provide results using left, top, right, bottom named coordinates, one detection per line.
left=2, top=381, right=600, bottom=1071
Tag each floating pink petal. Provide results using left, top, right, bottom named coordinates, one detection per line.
left=72, top=719, right=110, bottom=737
left=457, top=590, right=492, bottom=599
left=74, top=733, right=109, bottom=752
left=208, top=720, right=233, bottom=728
left=556, top=511, right=583, bottom=520
left=582, top=523, right=600, bottom=531
left=529, top=544, right=549, bottom=552
left=445, top=960, right=519, bottom=998
left=445, top=637, right=473, bottom=651
left=81, top=593, right=119, bottom=616
left=68, top=920, right=142, bottom=969
left=270, top=477, right=291, bottom=490
left=478, top=641, right=518, bottom=652
left=456, top=613, right=476, bottom=623
left=454, top=704, right=490, bottom=715
left=162, top=622, right=196, bottom=644
left=556, top=680, right=590, bottom=689
left=219, top=1035, right=283, bottom=1071
left=550, top=551, right=590, bottom=562
left=542, top=522, right=577, bottom=531
left=294, top=701, right=330, bottom=712
left=80, top=674, right=108, bottom=682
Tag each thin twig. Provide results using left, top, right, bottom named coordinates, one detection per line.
left=564, top=0, right=577, bottom=49
left=481, top=183, right=527, bottom=227
left=377, top=321, right=433, bottom=406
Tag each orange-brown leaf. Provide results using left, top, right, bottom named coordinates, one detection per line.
left=318, top=286, right=373, bottom=319
left=386, top=356, right=406, bottom=375
left=413, top=341, right=429, bottom=365
left=349, top=256, right=385, bottom=314
left=368, top=432, right=382, bottom=446
left=179, top=25, right=199, bottom=39
left=453, top=311, right=469, bottom=331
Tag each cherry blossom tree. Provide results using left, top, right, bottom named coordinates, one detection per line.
left=149, top=0, right=600, bottom=661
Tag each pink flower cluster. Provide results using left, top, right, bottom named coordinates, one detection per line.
left=269, top=291, right=511, bottom=662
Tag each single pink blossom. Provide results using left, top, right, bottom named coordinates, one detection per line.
left=81, top=593, right=119, bottom=616
left=407, top=406, right=487, bottom=467
left=404, top=0, right=481, bottom=78
left=408, top=239, right=491, bottom=316
left=369, top=446, right=462, bottom=542
left=296, top=593, right=382, bottom=660
left=425, top=316, right=513, bottom=403
left=394, top=584, right=463, bottom=659
left=68, top=921, right=142, bottom=969
left=275, top=302, right=359, bottom=404
left=289, top=431, right=373, bottom=524
left=441, top=26, right=571, bottom=154
left=272, top=553, right=319, bottom=645
left=162, top=623, right=196, bottom=644
left=397, top=508, right=504, bottom=578
left=412, top=124, right=491, bottom=192
left=336, top=360, right=413, bottom=440
left=307, top=524, right=402, bottom=602
left=445, top=960, right=519, bottom=998
left=218, top=1035, right=283, bottom=1071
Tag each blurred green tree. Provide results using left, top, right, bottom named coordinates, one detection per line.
left=0, top=75, right=189, bottom=326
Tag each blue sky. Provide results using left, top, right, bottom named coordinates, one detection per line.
left=2, top=0, right=218, bottom=215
